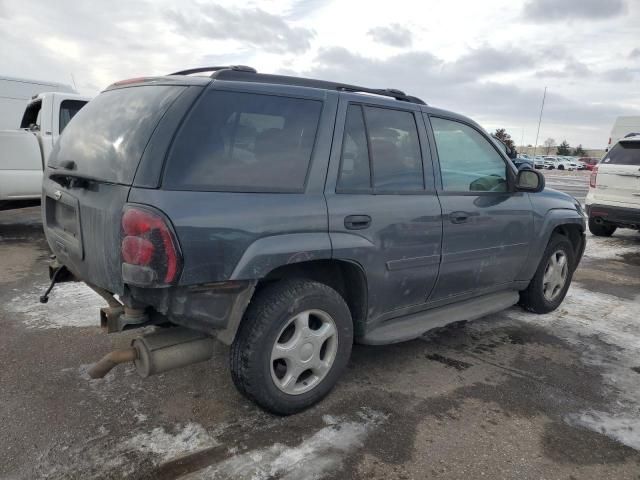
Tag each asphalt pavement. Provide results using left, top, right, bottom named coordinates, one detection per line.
left=1, top=199, right=639, bottom=480
left=542, top=169, right=590, bottom=202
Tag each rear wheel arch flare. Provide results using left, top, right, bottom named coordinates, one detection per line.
left=257, top=259, right=368, bottom=336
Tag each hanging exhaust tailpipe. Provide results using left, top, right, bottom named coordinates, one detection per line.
left=87, top=327, right=214, bottom=379
left=133, top=327, right=214, bottom=377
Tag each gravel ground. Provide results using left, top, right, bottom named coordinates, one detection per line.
left=1, top=205, right=639, bottom=480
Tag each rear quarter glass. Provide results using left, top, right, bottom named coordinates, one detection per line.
left=163, top=90, right=323, bottom=192
left=48, top=85, right=186, bottom=185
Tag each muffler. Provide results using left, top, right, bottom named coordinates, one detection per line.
left=87, top=327, right=214, bottom=379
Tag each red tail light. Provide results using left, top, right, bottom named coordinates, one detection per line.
left=121, top=206, right=182, bottom=286
left=589, top=166, right=598, bottom=188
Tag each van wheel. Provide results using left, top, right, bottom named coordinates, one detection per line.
left=588, top=217, right=616, bottom=237
left=519, top=234, right=575, bottom=314
left=230, top=279, right=353, bottom=415
left=558, top=165, right=565, bottom=170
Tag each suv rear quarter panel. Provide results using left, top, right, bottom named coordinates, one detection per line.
left=128, top=84, right=339, bottom=286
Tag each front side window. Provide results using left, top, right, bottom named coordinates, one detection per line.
left=164, top=91, right=323, bottom=192
left=337, top=104, right=424, bottom=193
left=59, top=100, right=87, bottom=133
left=431, top=117, right=508, bottom=192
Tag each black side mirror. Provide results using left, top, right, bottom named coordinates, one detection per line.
left=516, top=168, right=545, bottom=193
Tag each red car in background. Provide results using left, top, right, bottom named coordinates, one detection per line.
left=579, top=157, right=600, bottom=170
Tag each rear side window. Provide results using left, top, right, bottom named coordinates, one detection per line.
left=59, top=100, right=87, bottom=133
left=337, top=104, right=424, bottom=192
left=337, top=105, right=371, bottom=191
left=49, top=85, right=185, bottom=184
left=366, top=107, right=424, bottom=191
left=602, top=142, right=640, bottom=165
left=164, top=91, right=322, bottom=192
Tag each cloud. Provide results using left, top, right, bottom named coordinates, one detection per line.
left=165, top=4, right=314, bottom=54
left=630, top=48, right=640, bottom=59
left=601, top=67, right=640, bottom=83
left=444, top=46, right=535, bottom=81
left=535, top=59, right=592, bottom=78
left=523, top=0, right=627, bottom=22
left=301, top=47, right=637, bottom=143
left=368, top=24, right=413, bottom=47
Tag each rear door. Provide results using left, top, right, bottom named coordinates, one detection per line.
left=593, top=141, right=640, bottom=206
left=426, top=115, right=533, bottom=302
left=326, top=96, right=442, bottom=320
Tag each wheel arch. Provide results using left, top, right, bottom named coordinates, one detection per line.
left=256, top=259, right=368, bottom=337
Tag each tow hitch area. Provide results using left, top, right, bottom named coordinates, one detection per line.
left=39, top=258, right=77, bottom=303
left=88, top=327, right=214, bottom=379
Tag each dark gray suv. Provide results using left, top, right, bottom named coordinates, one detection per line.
left=42, top=66, right=586, bottom=414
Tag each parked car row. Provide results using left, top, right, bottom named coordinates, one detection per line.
left=518, top=154, right=586, bottom=171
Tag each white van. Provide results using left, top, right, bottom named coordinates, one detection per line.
left=0, top=76, right=75, bottom=130
left=607, top=116, right=640, bottom=150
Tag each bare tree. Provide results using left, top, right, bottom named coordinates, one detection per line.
left=543, top=138, right=556, bottom=155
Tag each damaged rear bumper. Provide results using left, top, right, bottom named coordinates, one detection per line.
left=47, top=257, right=256, bottom=345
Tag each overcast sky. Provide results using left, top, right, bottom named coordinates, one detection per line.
left=1, top=0, right=639, bottom=148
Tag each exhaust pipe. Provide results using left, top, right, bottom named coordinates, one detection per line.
left=87, top=327, right=214, bottom=379
left=88, top=347, right=137, bottom=379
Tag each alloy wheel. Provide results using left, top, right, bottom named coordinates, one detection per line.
left=270, top=309, right=338, bottom=395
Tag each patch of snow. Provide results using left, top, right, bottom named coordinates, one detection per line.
left=583, top=230, right=640, bottom=261
left=501, top=285, right=640, bottom=450
left=184, top=409, right=386, bottom=480
left=122, top=423, right=218, bottom=463
left=566, top=410, right=640, bottom=451
left=6, top=281, right=106, bottom=329
left=504, top=285, right=640, bottom=355
left=135, top=413, right=148, bottom=423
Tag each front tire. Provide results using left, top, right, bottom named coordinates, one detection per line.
left=230, top=279, right=353, bottom=415
left=519, top=234, right=575, bottom=314
left=588, top=217, right=616, bottom=237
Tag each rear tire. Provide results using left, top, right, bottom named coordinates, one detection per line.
left=230, top=279, right=353, bottom=415
left=588, top=217, right=616, bottom=237
left=519, top=234, right=575, bottom=314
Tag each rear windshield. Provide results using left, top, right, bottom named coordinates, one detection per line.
left=48, top=85, right=185, bottom=184
left=602, top=142, right=640, bottom=166
left=163, top=90, right=322, bottom=192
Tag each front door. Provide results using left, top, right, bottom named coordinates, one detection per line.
left=325, top=97, right=443, bottom=321
left=426, top=115, right=533, bottom=302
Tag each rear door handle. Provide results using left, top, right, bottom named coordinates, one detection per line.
left=344, top=215, right=371, bottom=230
left=449, top=211, right=470, bottom=224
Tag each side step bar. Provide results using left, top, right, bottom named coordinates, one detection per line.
left=360, top=290, right=519, bottom=345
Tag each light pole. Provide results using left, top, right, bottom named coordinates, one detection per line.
left=533, top=86, right=547, bottom=156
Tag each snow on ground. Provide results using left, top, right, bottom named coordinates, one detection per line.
left=183, top=409, right=386, bottom=480
left=122, top=423, right=218, bottom=463
left=6, top=281, right=106, bottom=329
left=503, top=284, right=640, bottom=451
left=583, top=230, right=640, bottom=261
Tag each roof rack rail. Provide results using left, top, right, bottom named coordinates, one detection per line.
left=335, top=85, right=425, bottom=104
left=168, top=67, right=426, bottom=105
left=169, top=65, right=257, bottom=76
